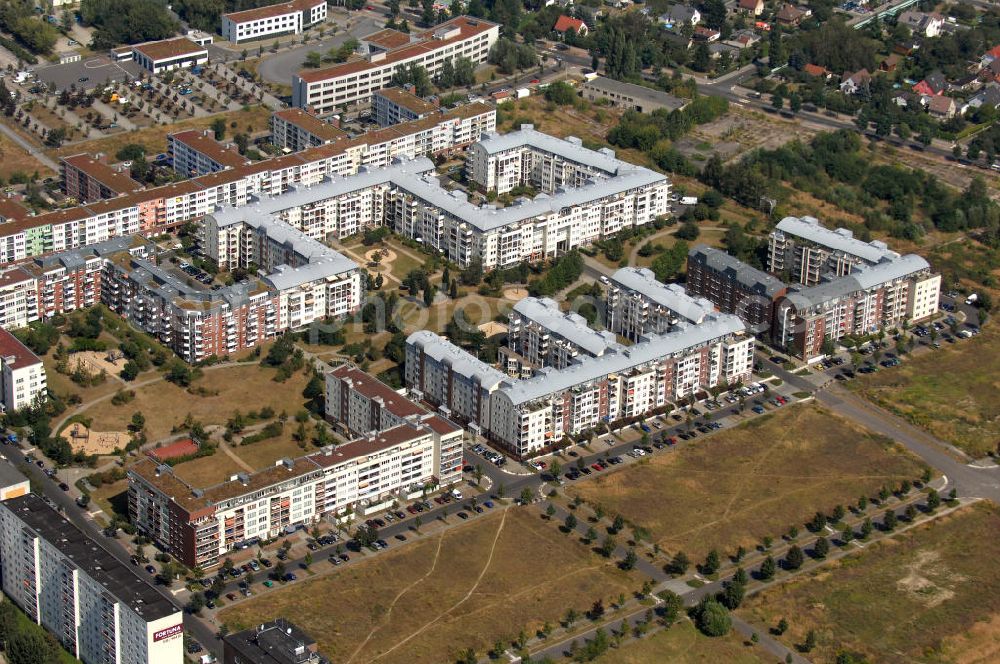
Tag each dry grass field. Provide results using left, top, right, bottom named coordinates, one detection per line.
left=739, top=502, right=1000, bottom=664
left=46, top=105, right=272, bottom=161
left=595, top=620, right=767, bottom=664
left=86, top=363, right=310, bottom=443
left=853, top=322, right=1000, bottom=458
left=570, top=403, right=927, bottom=559
left=0, top=131, right=55, bottom=179
left=220, top=507, right=640, bottom=664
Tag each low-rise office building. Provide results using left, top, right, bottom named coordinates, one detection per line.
left=579, top=77, right=688, bottom=113
left=0, top=327, right=46, bottom=412
left=168, top=129, right=248, bottom=177
left=0, top=494, right=184, bottom=664
left=606, top=266, right=715, bottom=341
left=372, top=86, right=437, bottom=127
left=129, top=415, right=462, bottom=568
left=222, top=0, right=327, bottom=44
left=126, top=37, right=209, bottom=73
left=292, top=17, right=499, bottom=113
left=686, top=244, right=786, bottom=332
left=768, top=216, right=897, bottom=286
left=223, top=619, right=326, bottom=664
left=500, top=296, right=617, bottom=375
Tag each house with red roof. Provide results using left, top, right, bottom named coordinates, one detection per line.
left=803, top=64, right=831, bottom=79
left=554, top=15, right=588, bottom=36
left=738, top=0, right=764, bottom=16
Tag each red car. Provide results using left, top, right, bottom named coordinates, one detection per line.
left=530, top=78, right=540, bottom=84
left=591, top=463, right=603, bottom=472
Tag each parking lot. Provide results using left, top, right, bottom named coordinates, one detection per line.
left=33, top=56, right=141, bottom=92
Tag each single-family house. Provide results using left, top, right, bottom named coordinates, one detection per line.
left=693, top=25, right=721, bottom=41
left=775, top=3, right=809, bottom=26
left=897, top=11, right=944, bottom=38
left=963, top=83, right=1000, bottom=114
left=803, top=63, right=831, bottom=79
left=553, top=15, right=588, bottom=36
left=913, top=70, right=947, bottom=96
left=840, top=68, right=872, bottom=95
left=725, top=28, right=760, bottom=49
left=880, top=54, right=902, bottom=72
left=709, top=42, right=741, bottom=59
left=891, top=90, right=927, bottom=109
left=927, top=94, right=956, bottom=118
left=660, top=4, right=701, bottom=26
left=737, top=0, right=764, bottom=16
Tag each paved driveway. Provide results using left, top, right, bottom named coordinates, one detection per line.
left=33, top=56, right=141, bottom=92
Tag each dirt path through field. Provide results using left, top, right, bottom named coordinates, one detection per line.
left=345, top=532, right=447, bottom=664
left=370, top=506, right=511, bottom=661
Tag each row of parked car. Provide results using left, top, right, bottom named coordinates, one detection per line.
left=472, top=443, right=507, bottom=467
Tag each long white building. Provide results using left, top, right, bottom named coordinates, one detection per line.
left=129, top=413, right=462, bottom=568
left=407, top=313, right=754, bottom=456
left=292, top=16, right=499, bottom=113
left=222, top=0, right=327, bottom=44
left=0, top=494, right=184, bottom=664
left=607, top=267, right=715, bottom=341
left=0, top=104, right=494, bottom=268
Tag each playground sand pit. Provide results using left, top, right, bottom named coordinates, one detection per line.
left=68, top=351, right=126, bottom=377
left=503, top=287, right=529, bottom=301
left=364, top=248, right=397, bottom=271
left=478, top=321, right=508, bottom=337
left=61, top=422, right=130, bottom=455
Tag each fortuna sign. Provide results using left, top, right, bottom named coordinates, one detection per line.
left=153, top=624, right=183, bottom=642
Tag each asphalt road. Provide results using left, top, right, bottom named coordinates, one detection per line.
left=256, top=16, right=383, bottom=85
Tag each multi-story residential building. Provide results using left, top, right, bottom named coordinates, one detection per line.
left=0, top=267, right=38, bottom=329
left=393, top=132, right=670, bottom=269
left=0, top=105, right=495, bottom=268
left=468, top=125, right=644, bottom=195
left=221, top=0, right=327, bottom=44
left=0, top=462, right=29, bottom=500
left=325, top=363, right=426, bottom=437
left=405, top=330, right=509, bottom=436
left=121, top=37, right=209, bottom=73
left=372, top=87, right=436, bottom=127
left=0, top=327, right=46, bottom=412
left=292, top=17, right=499, bottom=113
left=324, top=364, right=465, bottom=486
left=774, top=254, right=941, bottom=360
left=408, top=313, right=753, bottom=457
left=0, top=227, right=358, bottom=364
left=0, top=494, right=184, bottom=664
left=500, top=296, right=617, bottom=375
left=223, top=619, right=325, bottom=664
left=606, top=267, right=715, bottom=341
left=270, top=108, right=347, bottom=152
left=768, top=216, right=897, bottom=285
left=61, top=154, right=142, bottom=202
left=128, top=415, right=462, bottom=568
left=686, top=244, right=787, bottom=332
left=168, top=130, right=247, bottom=177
